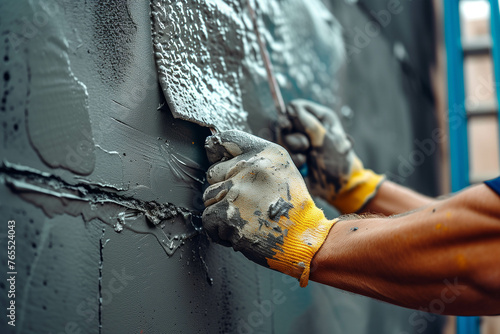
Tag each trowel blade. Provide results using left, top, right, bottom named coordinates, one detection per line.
left=151, top=0, right=250, bottom=132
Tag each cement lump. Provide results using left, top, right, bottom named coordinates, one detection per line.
left=1, top=162, right=200, bottom=256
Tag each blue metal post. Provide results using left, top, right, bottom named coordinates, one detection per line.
left=457, top=317, right=481, bottom=334
left=444, top=0, right=470, bottom=192
left=491, top=0, right=500, bottom=149
left=443, top=1, right=479, bottom=333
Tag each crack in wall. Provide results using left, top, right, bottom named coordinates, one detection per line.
left=1, top=160, right=203, bottom=256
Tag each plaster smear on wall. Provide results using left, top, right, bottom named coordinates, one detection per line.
left=151, top=0, right=249, bottom=132
left=105, top=116, right=207, bottom=196
left=2, top=161, right=201, bottom=256
left=21, top=3, right=95, bottom=175
left=23, top=1, right=95, bottom=176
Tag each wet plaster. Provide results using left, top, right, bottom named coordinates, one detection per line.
left=90, top=0, right=137, bottom=87
left=2, top=0, right=211, bottom=200
left=97, top=224, right=262, bottom=333
left=1, top=161, right=202, bottom=257
left=0, top=186, right=102, bottom=334
left=57, top=0, right=213, bottom=206
left=25, top=49, right=95, bottom=175
left=151, top=0, right=250, bottom=132
left=0, top=37, right=30, bottom=155
left=110, top=116, right=206, bottom=190
left=20, top=1, right=96, bottom=175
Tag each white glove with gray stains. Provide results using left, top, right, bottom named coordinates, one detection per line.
left=203, top=130, right=337, bottom=287
left=281, top=99, right=385, bottom=214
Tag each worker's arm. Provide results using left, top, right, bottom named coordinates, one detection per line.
left=361, top=180, right=434, bottom=215
left=202, top=130, right=500, bottom=316
left=311, top=183, right=500, bottom=316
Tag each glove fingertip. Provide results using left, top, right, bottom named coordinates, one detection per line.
left=202, top=207, right=222, bottom=242
left=205, top=134, right=227, bottom=164
left=205, top=130, right=268, bottom=163
left=284, top=133, right=310, bottom=152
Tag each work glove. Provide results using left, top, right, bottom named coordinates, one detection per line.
left=202, top=130, right=337, bottom=287
left=281, top=99, right=385, bottom=214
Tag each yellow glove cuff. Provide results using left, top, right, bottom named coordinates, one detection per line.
left=331, top=157, right=386, bottom=214
left=266, top=195, right=338, bottom=287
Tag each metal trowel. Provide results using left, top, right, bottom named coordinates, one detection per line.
left=151, top=0, right=307, bottom=173
left=151, top=0, right=251, bottom=133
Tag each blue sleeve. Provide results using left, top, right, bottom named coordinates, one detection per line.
left=484, top=177, right=500, bottom=197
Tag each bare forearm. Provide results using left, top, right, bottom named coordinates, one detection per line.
left=361, top=180, right=434, bottom=215
left=311, top=184, right=500, bottom=315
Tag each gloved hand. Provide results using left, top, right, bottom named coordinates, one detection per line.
left=281, top=99, right=385, bottom=214
left=202, top=130, right=337, bottom=287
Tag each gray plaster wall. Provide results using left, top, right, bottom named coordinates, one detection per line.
left=328, top=0, right=441, bottom=197
left=0, top=0, right=443, bottom=333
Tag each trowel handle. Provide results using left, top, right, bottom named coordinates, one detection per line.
left=248, top=1, right=306, bottom=177
left=276, top=112, right=309, bottom=178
